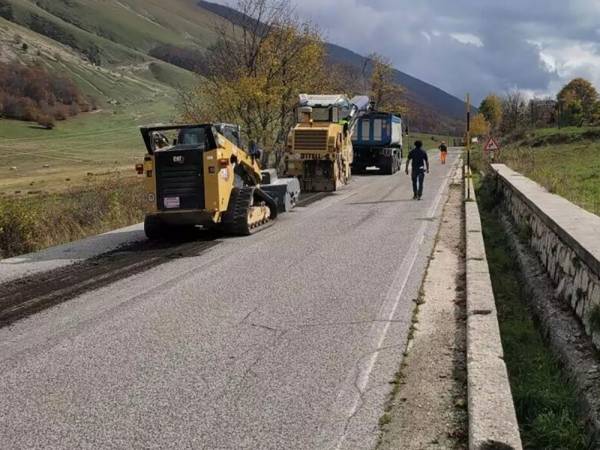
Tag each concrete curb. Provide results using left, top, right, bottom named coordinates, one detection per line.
left=464, top=168, right=522, bottom=450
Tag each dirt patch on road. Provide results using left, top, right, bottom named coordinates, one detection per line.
left=379, top=183, right=467, bottom=449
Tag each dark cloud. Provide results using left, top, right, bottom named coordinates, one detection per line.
left=213, top=0, right=600, bottom=103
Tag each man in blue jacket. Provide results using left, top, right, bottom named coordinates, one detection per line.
left=405, top=140, right=430, bottom=200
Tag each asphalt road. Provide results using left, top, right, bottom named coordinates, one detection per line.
left=0, top=150, right=459, bottom=450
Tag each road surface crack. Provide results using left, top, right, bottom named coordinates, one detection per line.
left=336, top=344, right=404, bottom=448
left=297, top=319, right=404, bottom=328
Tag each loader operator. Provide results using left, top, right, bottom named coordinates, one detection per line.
left=249, top=140, right=262, bottom=162
left=339, top=117, right=350, bottom=137
left=406, top=140, right=430, bottom=200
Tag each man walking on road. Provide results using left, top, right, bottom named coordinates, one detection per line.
left=406, top=140, right=430, bottom=200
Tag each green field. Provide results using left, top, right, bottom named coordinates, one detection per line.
left=0, top=0, right=211, bottom=195
left=471, top=127, right=600, bottom=216
left=407, top=132, right=456, bottom=150
left=0, top=98, right=181, bottom=195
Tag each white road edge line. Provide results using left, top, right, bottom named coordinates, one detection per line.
left=333, top=160, right=457, bottom=450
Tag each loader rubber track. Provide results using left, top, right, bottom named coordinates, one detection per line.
left=222, top=187, right=278, bottom=235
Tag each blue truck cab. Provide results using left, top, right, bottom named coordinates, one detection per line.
left=351, top=112, right=403, bottom=175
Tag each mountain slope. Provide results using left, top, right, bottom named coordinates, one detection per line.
left=325, top=43, right=467, bottom=119
left=197, top=0, right=467, bottom=133
left=0, top=0, right=216, bottom=109
left=1, top=0, right=466, bottom=133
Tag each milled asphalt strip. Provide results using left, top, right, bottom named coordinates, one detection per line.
left=0, top=180, right=387, bottom=352
left=333, top=160, right=458, bottom=449
left=0, top=240, right=220, bottom=326
left=0, top=192, right=330, bottom=286
left=0, top=191, right=338, bottom=326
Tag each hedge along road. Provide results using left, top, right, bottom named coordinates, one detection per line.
left=0, top=150, right=459, bottom=450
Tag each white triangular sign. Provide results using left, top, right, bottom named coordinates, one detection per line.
left=484, top=137, right=500, bottom=152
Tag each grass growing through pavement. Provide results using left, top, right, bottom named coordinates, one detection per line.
left=475, top=176, right=588, bottom=449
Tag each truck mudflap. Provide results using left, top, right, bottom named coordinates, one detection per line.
left=260, top=169, right=301, bottom=213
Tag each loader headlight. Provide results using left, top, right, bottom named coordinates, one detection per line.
left=147, top=193, right=156, bottom=202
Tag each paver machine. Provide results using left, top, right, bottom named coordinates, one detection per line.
left=351, top=111, right=404, bottom=175
left=136, top=123, right=298, bottom=239
left=283, top=94, right=371, bottom=192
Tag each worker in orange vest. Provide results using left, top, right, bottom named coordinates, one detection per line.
left=438, top=141, right=448, bottom=165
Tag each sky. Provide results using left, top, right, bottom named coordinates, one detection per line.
left=214, top=0, right=600, bottom=104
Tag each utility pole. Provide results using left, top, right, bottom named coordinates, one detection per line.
left=466, top=93, right=471, bottom=200
left=557, top=102, right=562, bottom=129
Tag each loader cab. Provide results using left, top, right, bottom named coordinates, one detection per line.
left=174, top=124, right=242, bottom=151
left=215, top=123, right=243, bottom=149
left=310, top=106, right=339, bottom=123
left=297, top=94, right=351, bottom=124
left=144, top=126, right=214, bottom=153
left=176, top=127, right=210, bottom=149
left=298, top=105, right=351, bottom=124
left=142, top=124, right=242, bottom=154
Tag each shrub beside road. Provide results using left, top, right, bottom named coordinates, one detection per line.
left=0, top=177, right=144, bottom=258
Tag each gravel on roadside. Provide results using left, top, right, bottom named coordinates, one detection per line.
left=378, top=182, right=468, bottom=449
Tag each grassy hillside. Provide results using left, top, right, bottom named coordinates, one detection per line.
left=0, top=99, right=176, bottom=195
left=0, top=0, right=211, bottom=99
left=0, top=0, right=213, bottom=194
left=3, top=0, right=222, bottom=58
left=0, top=0, right=466, bottom=195
left=472, top=127, right=600, bottom=216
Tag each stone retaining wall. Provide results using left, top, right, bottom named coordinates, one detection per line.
left=491, top=164, right=600, bottom=350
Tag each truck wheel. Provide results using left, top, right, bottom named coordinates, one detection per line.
left=283, top=192, right=293, bottom=212
left=383, top=157, right=394, bottom=175
left=144, top=216, right=165, bottom=240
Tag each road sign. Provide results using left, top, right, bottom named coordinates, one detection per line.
left=484, top=137, right=500, bottom=152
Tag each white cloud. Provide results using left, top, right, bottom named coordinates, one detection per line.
left=208, top=0, right=600, bottom=103
left=449, top=33, right=484, bottom=48
left=535, top=41, right=600, bottom=94
left=539, top=52, right=557, bottom=72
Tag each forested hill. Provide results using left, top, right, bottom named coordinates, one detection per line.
left=197, top=0, right=468, bottom=133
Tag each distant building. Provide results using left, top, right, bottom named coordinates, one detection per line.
left=529, top=99, right=557, bottom=127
